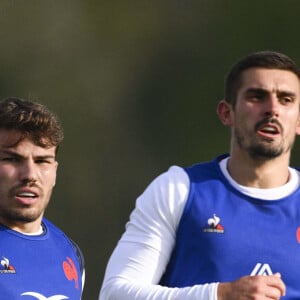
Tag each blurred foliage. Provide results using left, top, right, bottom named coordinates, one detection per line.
left=1, top=1, right=300, bottom=298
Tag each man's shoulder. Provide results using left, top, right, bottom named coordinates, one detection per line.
left=42, top=218, right=85, bottom=274
left=184, top=154, right=227, bottom=181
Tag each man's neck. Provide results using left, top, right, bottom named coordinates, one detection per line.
left=227, top=153, right=290, bottom=188
left=0, top=218, right=44, bottom=235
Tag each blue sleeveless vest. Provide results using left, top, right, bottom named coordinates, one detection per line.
left=0, top=218, right=83, bottom=299
left=160, top=154, right=300, bottom=299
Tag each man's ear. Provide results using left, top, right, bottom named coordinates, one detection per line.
left=217, top=100, right=233, bottom=126
left=295, top=116, right=300, bottom=135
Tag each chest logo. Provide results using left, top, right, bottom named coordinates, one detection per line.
left=63, top=257, right=79, bottom=289
left=250, top=263, right=273, bottom=276
left=21, top=292, right=68, bottom=299
left=203, top=213, right=224, bottom=233
left=0, top=256, right=16, bottom=273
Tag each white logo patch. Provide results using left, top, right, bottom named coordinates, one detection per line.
left=21, top=292, right=69, bottom=300
left=250, top=263, right=273, bottom=276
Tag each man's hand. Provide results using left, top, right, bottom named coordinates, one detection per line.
left=218, top=273, right=286, bottom=300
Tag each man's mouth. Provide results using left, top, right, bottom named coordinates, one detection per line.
left=14, top=189, right=39, bottom=205
left=17, top=192, right=37, bottom=198
left=259, top=124, right=280, bottom=135
left=256, top=118, right=282, bottom=138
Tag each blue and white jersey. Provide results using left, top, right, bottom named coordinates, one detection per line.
left=160, top=154, right=300, bottom=299
left=0, top=218, right=84, bottom=299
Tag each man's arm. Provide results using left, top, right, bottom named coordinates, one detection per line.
left=99, top=166, right=219, bottom=300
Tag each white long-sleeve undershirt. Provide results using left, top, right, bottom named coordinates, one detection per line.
left=99, top=158, right=300, bottom=300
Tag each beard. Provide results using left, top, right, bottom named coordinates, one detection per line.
left=232, top=116, right=297, bottom=160
left=246, top=142, right=283, bottom=159
left=234, top=128, right=285, bottom=160
left=0, top=206, right=44, bottom=224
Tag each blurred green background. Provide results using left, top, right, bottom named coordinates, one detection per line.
left=1, top=1, right=300, bottom=299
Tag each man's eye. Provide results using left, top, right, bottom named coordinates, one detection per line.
left=249, top=94, right=263, bottom=101
left=35, top=159, right=50, bottom=164
left=282, top=97, right=293, bottom=103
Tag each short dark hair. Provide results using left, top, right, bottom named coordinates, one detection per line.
left=224, top=51, right=300, bottom=106
left=0, top=97, right=64, bottom=151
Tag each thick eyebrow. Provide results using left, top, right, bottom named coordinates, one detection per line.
left=277, top=90, right=297, bottom=98
left=244, top=88, right=268, bottom=96
left=244, top=87, right=297, bottom=99
left=34, top=155, right=57, bottom=161
left=0, top=149, right=23, bottom=158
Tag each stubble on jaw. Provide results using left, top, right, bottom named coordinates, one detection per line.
left=234, top=127, right=285, bottom=161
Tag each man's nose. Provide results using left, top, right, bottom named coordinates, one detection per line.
left=264, top=95, right=280, bottom=117
left=20, top=161, right=37, bottom=184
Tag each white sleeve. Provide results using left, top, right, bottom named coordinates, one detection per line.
left=99, top=166, right=219, bottom=300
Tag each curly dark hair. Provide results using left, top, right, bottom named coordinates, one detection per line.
left=0, top=97, right=64, bottom=151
